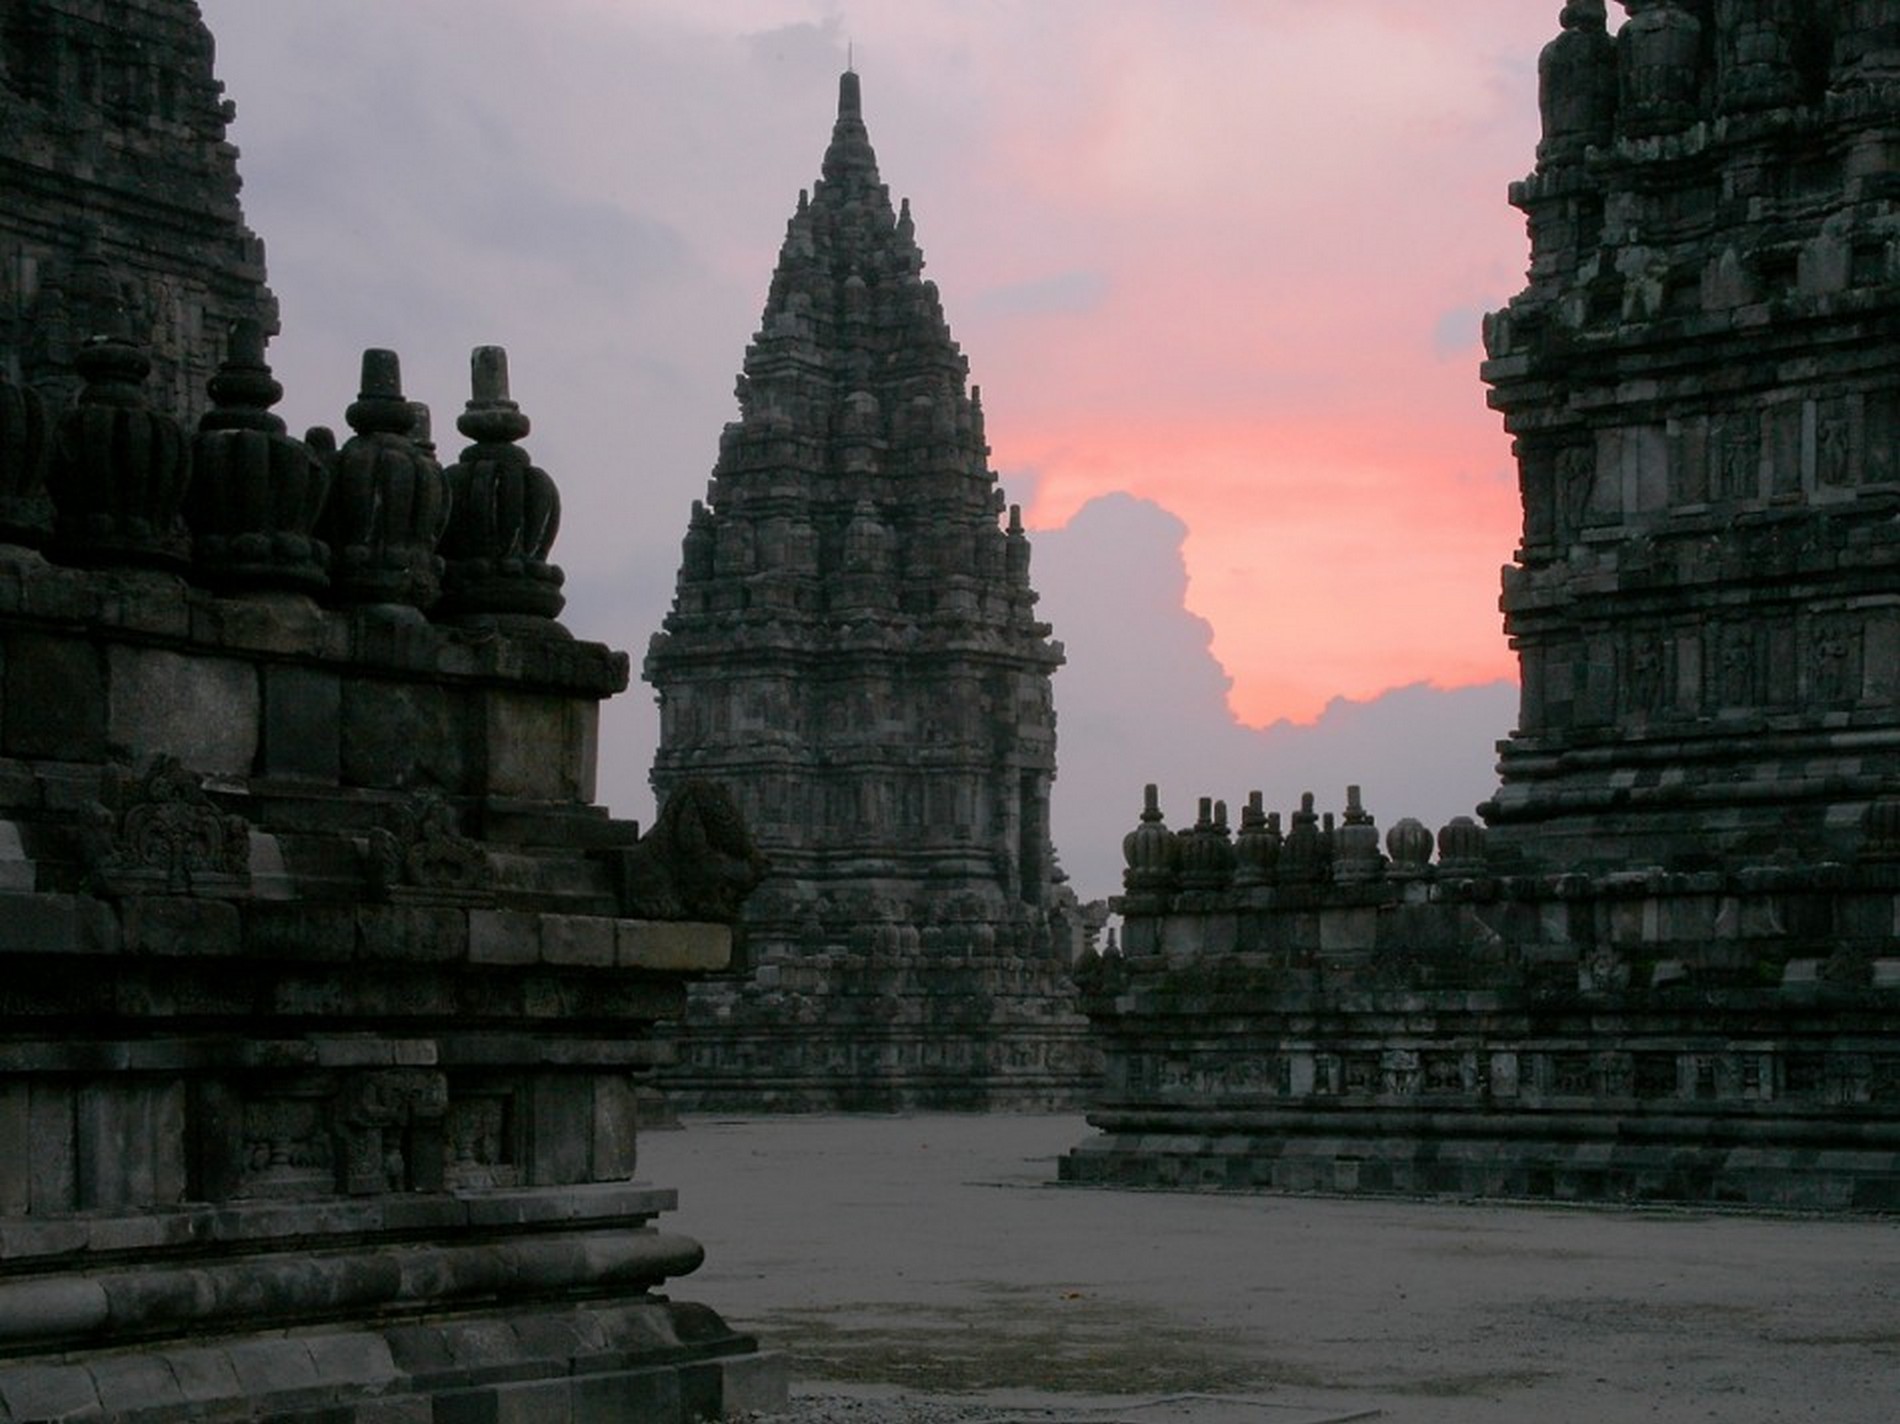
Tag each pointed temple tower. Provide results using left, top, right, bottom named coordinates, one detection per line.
left=645, top=72, right=1096, bottom=1109
left=1, top=0, right=275, bottom=417
left=1481, top=0, right=1900, bottom=870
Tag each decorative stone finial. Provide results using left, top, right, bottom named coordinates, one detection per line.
left=1178, top=795, right=1236, bottom=893
left=1333, top=786, right=1384, bottom=885
left=438, top=345, right=566, bottom=628
left=1233, top=791, right=1282, bottom=889
left=1714, top=0, right=1803, bottom=114
left=1539, top=1, right=1617, bottom=167
left=319, top=349, right=450, bottom=610
left=1619, top=0, right=1706, bottom=139
left=187, top=319, right=332, bottom=591
left=1386, top=818, right=1435, bottom=880
left=1280, top=792, right=1325, bottom=885
left=1436, top=816, right=1491, bottom=878
left=1122, top=783, right=1179, bottom=898
left=49, top=330, right=192, bottom=568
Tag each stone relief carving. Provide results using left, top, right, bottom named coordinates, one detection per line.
left=366, top=790, right=493, bottom=905
left=613, top=778, right=767, bottom=922
left=89, top=755, right=251, bottom=897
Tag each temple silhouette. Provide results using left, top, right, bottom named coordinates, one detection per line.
left=644, top=72, right=1098, bottom=1111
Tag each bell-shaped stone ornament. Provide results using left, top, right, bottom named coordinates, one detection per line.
left=1232, top=791, right=1282, bottom=889
left=1539, top=1, right=1618, bottom=166
left=438, top=346, right=566, bottom=627
left=187, top=319, right=332, bottom=591
left=1714, top=0, right=1804, bottom=114
left=1178, top=796, right=1237, bottom=893
left=1332, top=785, right=1384, bottom=885
left=1121, top=783, right=1179, bottom=896
left=1619, top=0, right=1707, bottom=138
left=1436, top=816, right=1491, bottom=877
left=319, top=348, right=450, bottom=610
left=50, top=328, right=192, bottom=569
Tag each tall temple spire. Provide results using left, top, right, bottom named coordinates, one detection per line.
left=645, top=72, right=1088, bottom=1111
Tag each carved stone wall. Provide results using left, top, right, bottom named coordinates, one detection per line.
left=1064, top=6, right=1900, bottom=1214
left=645, top=73, right=1095, bottom=1110
left=0, top=5, right=782, bottom=1412
left=1483, top=0, right=1900, bottom=870
left=0, top=0, right=275, bottom=419
left=1063, top=783, right=1900, bottom=1209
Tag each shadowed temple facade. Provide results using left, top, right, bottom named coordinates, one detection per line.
left=644, top=73, right=1098, bottom=1111
left=1064, top=0, right=1900, bottom=1209
left=0, top=2, right=783, bottom=1418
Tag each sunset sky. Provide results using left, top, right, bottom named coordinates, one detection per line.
left=196, top=0, right=1564, bottom=896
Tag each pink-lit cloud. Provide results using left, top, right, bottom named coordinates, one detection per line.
left=199, top=0, right=1563, bottom=850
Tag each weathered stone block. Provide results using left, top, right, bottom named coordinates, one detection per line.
left=591, top=1074, right=638, bottom=1180
left=0, top=1277, right=108, bottom=1344
left=572, top=1369, right=681, bottom=1423
left=27, top=1082, right=74, bottom=1214
left=3, top=633, right=104, bottom=759
left=247, top=903, right=356, bottom=962
left=0, top=1083, right=25, bottom=1215
left=107, top=647, right=258, bottom=775
left=305, top=1331, right=401, bottom=1389
left=528, top=1075, right=593, bottom=1186
left=435, top=1377, right=576, bottom=1424
left=87, top=1352, right=185, bottom=1415
left=340, top=679, right=469, bottom=792
left=225, top=1338, right=321, bottom=1400
left=541, top=914, right=615, bottom=967
left=616, top=921, right=729, bottom=972
left=469, top=910, right=539, bottom=965
left=484, top=692, right=579, bottom=800
left=121, top=897, right=242, bottom=957
left=360, top=906, right=467, bottom=964
left=0, top=1364, right=100, bottom=1421
left=262, top=664, right=341, bottom=781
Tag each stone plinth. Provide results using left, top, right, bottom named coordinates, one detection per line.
left=1063, top=785, right=1900, bottom=1209
left=0, top=548, right=782, bottom=1421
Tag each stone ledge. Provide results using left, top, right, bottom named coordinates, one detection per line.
left=0, top=1182, right=677, bottom=1267
left=0, top=1303, right=781, bottom=1424
left=0, top=1229, right=702, bottom=1352
left=617, top=921, right=731, bottom=973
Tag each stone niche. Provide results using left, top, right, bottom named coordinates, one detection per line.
left=0, top=336, right=784, bottom=1420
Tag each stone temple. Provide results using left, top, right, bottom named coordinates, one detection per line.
left=1063, top=1, right=1900, bottom=1209
left=645, top=73, right=1097, bottom=1110
left=0, top=0, right=275, bottom=420
left=0, top=2, right=784, bottom=1417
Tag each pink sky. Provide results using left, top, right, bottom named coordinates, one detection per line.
left=202, top=1, right=1564, bottom=843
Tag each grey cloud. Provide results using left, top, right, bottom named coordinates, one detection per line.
left=1032, top=493, right=1515, bottom=900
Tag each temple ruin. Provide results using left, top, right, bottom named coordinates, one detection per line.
left=644, top=73, right=1097, bottom=1110
left=0, top=3, right=783, bottom=1417
left=1064, top=0, right=1900, bottom=1209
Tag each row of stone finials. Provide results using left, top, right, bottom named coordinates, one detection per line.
left=1538, top=2, right=1900, bottom=164
left=1122, top=784, right=1492, bottom=896
left=0, top=322, right=567, bottom=623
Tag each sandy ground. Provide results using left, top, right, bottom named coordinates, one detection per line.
left=641, top=1113, right=1900, bottom=1424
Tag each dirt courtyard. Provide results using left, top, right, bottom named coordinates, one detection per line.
left=643, top=1113, right=1899, bottom=1423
